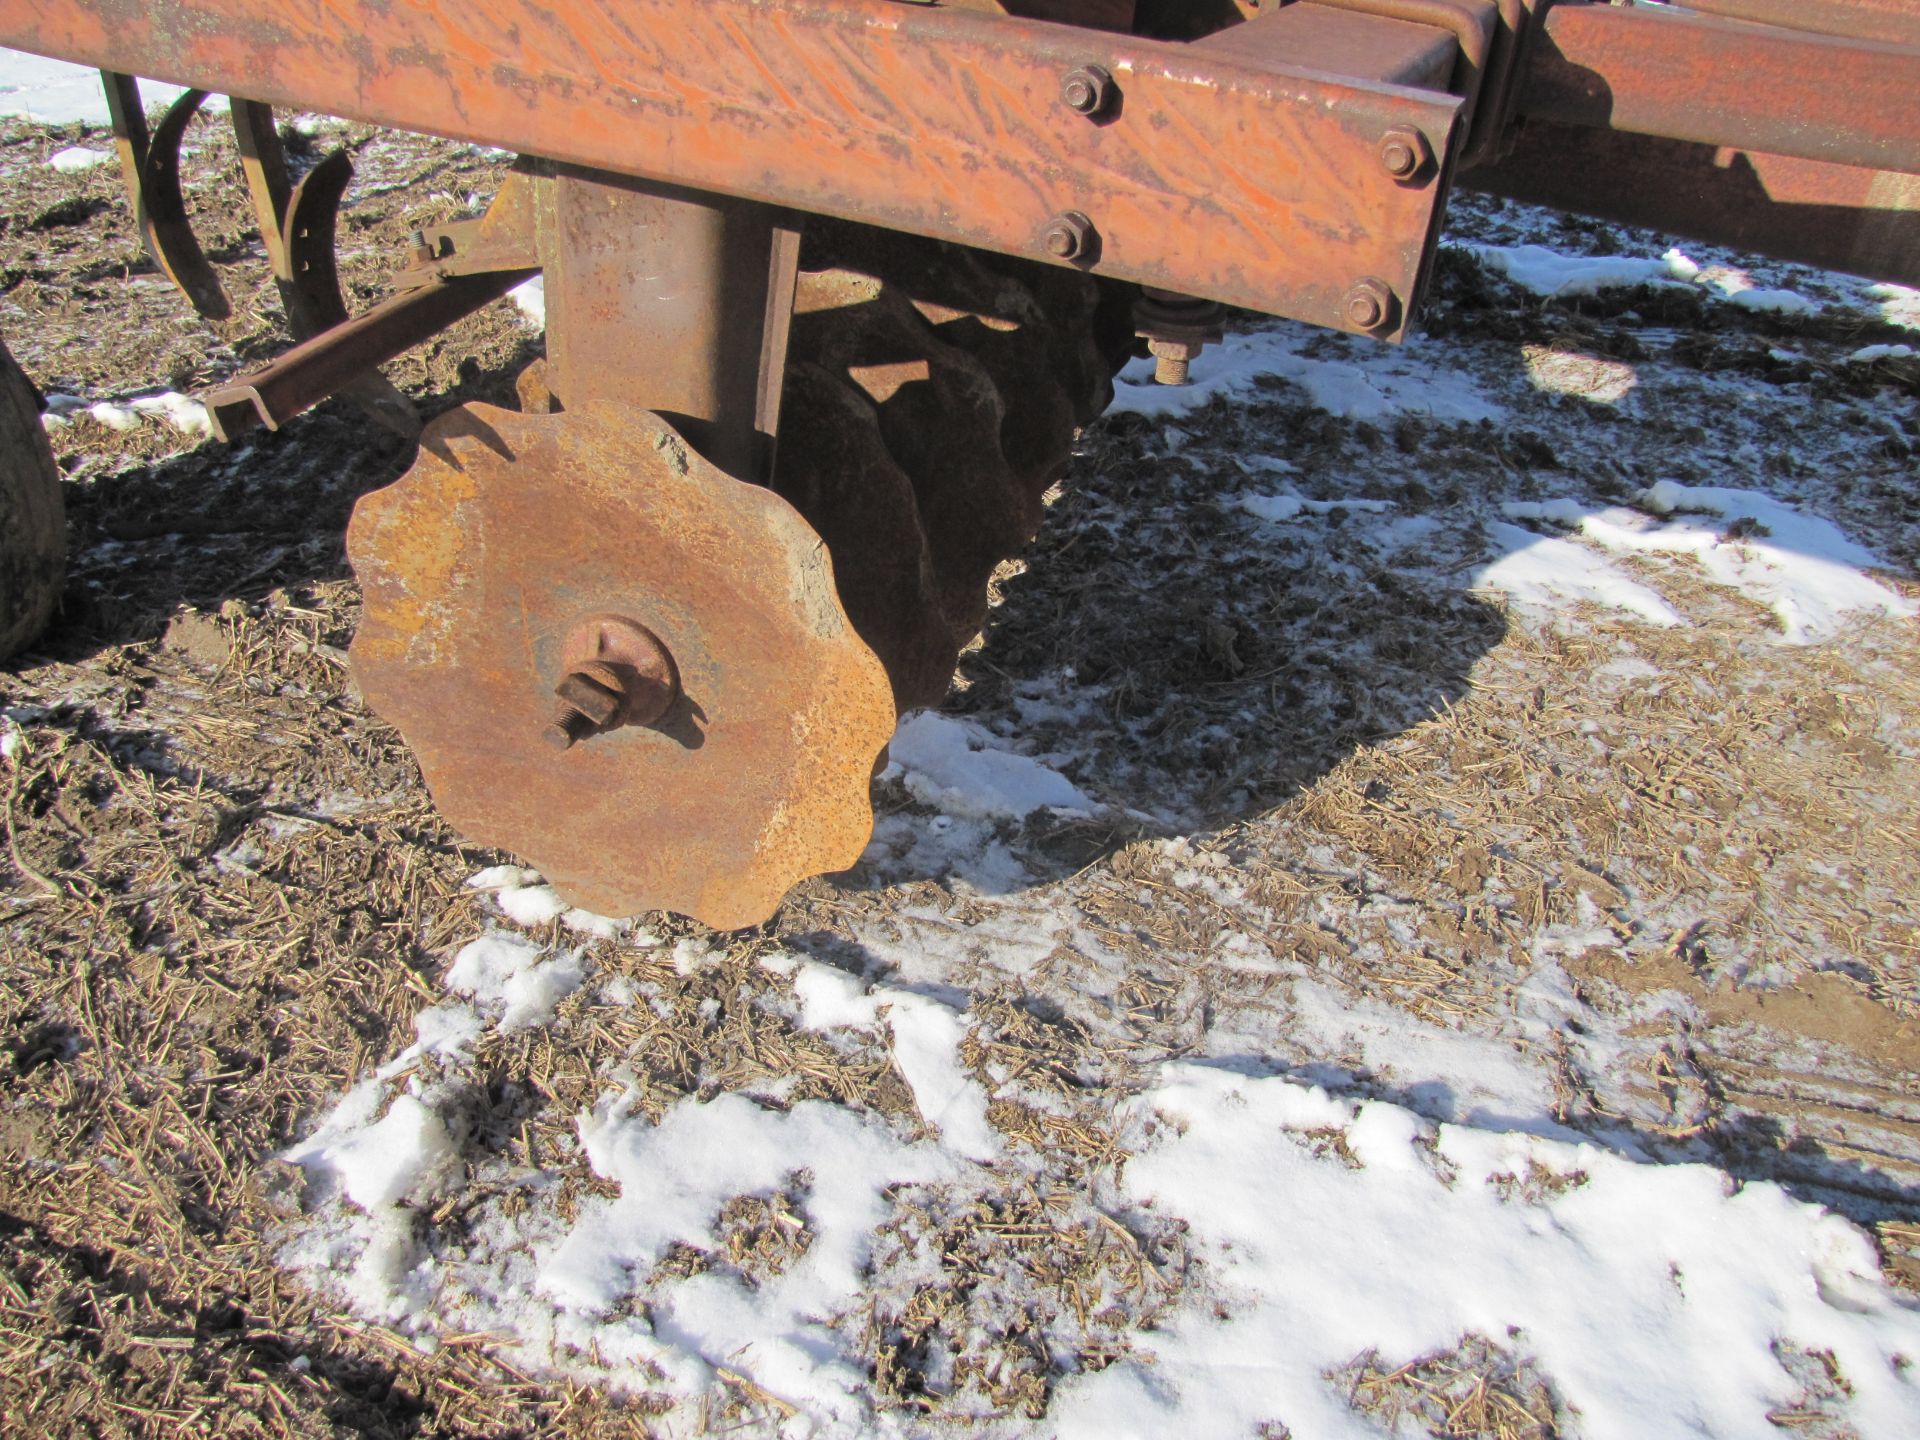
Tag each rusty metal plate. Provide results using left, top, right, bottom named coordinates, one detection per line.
left=1519, top=1, right=1920, bottom=176
left=346, top=401, right=895, bottom=930
left=1469, top=120, right=1920, bottom=288
left=3, top=0, right=1460, bottom=336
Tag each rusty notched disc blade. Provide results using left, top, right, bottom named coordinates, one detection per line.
left=346, top=402, right=895, bottom=930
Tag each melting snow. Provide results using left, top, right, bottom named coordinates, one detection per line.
left=884, top=711, right=1093, bottom=820
left=1473, top=520, right=1684, bottom=628
left=1061, top=1064, right=1920, bottom=1440
left=1465, top=242, right=1694, bottom=298
left=1111, top=326, right=1501, bottom=424
left=41, top=389, right=212, bottom=437
left=274, top=883, right=1920, bottom=1436
left=46, top=144, right=109, bottom=172
left=1498, top=485, right=1917, bottom=643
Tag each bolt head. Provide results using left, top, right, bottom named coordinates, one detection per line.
left=1343, top=279, right=1395, bottom=332
left=1061, top=65, right=1114, bottom=116
left=1042, top=211, right=1096, bottom=263
left=1379, top=126, right=1431, bottom=180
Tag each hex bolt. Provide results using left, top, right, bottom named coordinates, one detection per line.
left=1148, top=337, right=1201, bottom=386
left=1343, top=278, right=1395, bottom=332
left=542, top=661, right=627, bottom=751
left=409, top=229, right=435, bottom=264
left=1060, top=65, right=1114, bottom=117
left=1378, top=126, right=1432, bottom=181
left=1042, top=211, right=1096, bottom=263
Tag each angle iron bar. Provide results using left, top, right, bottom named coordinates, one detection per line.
left=0, top=0, right=1460, bottom=337
left=203, top=270, right=534, bottom=442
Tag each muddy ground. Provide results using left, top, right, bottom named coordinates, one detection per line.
left=1, top=107, right=1918, bottom=1439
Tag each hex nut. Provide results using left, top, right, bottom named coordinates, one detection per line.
left=1042, top=211, right=1097, bottom=263
left=1378, top=126, right=1432, bottom=181
left=1061, top=65, right=1114, bottom=117
left=1343, top=278, right=1395, bottom=332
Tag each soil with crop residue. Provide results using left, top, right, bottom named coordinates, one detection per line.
left=3, top=109, right=1919, bottom=1439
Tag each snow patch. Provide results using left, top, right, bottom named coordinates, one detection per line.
left=1111, top=326, right=1501, bottom=424
left=1, top=50, right=223, bottom=125
left=1054, top=1064, right=1920, bottom=1440
left=509, top=275, right=545, bottom=329
left=1236, top=492, right=1395, bottom=524
left=1497, top=486, right=1917, bottom=644
left=43, top=390, right=213, bottom=437
left=1473, top=520, right=1683, bottom=628
left=1464, top=243, right=1693, bottom=298
left=46, top=144, right=109, bottom=173
left=789, top=960, right=1000, bottom=1161
left=445, top=933, right=585, bottom=1031
left=886, top=711, right=1093, bottom=820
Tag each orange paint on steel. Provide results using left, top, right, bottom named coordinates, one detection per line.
left=0, top=0, right=1459, bottom=335
left=1521, top=1, right=1920, bottom=177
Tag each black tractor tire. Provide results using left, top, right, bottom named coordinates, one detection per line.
left=0, top=335, right=65, bottom=663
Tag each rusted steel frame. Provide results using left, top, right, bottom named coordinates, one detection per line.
left=1461, top=0, right=1537, bottom=167
left=203, top=269, right=533, bottom=442
left=395, top=169, right=542, bottom=290
left=1302, top=0, right=1496, bottom=135
left=1467, top=120, right=1920, bottom=286
left=100, top=73, right=230, bottom=321
left=1, top=0, right=1460, bottom=337
left=1516, top=1, right=1920, bottom=176
left=539, top=169, right=801, bottom=484
left=1677, top=0, right=1920, bottom=49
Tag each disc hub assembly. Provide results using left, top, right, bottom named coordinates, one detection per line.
left=347, top=401, right=894, bottom=930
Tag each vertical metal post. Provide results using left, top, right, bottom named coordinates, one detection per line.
left=540, top=168, right=800, bottom=484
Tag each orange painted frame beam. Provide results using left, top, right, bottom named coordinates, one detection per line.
left=0, top=0, right=1459, bottom=337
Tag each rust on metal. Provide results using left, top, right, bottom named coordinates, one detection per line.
left=548, top=613, right=682, bottom=746
left=6, top=0, right=1461, bottom=336
left=1468, top=120, right=1920, bottom=288
left=346, top=401, right=896, bottom=930
left=1379, top=125, right=1434, bottom=181
left=204, top=268, right=533, bottom=441
left=229, top=98, right=293, bottom=282
left=395, top=168, right=543, bottom=291
left=538, top=169, right=800, bottom=482
left=1042, top=211, right=1097, bottom=263
left=1133, top=288, right=1225, bottom=386
left=1517, top=1, right=1920, bottom=176
left=100, top=73, right=229, bottom=322
left=1677, top=0, right=1920, bottom=49
left=1284, top=0, right=1495, bottom=127
left=1059, top=64, right=1115, bottom=117
left=1342, top=277, right=1396, bottom=333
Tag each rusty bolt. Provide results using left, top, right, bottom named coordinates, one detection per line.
left=1378, top=126, right=1432, bottom=181
left=1042, top=211, right=1096, bottom=263
left=1343, top=278, right=1395, bottom=332
left=409, top=228, right=435, bottom=264
left=1060, top=65, right=1114, bottom=117
left=1147, top=337, right=1202, bottom=386
left=543, top=661, right=627, bottom=751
